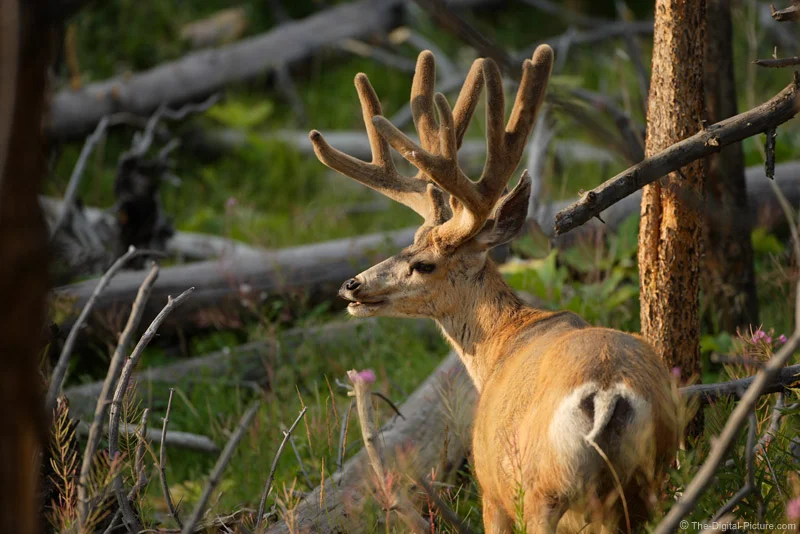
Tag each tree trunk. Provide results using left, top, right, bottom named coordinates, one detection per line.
left=0, top=1, right=55, bottom=532
left=638, top=0, right=706, bottom=382
left=702, top=0, right=759, bottom=333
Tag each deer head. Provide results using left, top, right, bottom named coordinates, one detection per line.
left=309, top=46, right=553, bottom=320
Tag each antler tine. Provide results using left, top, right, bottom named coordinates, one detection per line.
left=452, top=58, right=485, bottom=149
left=411, top=51, right=440, bottom=153
left=479, top=45, right=554, bottom=196
left=371, top=47, right=553, bottom=249
left=309, top=73, right=431, bottom=219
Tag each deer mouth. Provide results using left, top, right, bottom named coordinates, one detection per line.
left=342, top=296, right=386, bottom=313
left=346, top=298, right=385, bottom=308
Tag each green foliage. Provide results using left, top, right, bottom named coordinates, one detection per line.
left=504, top=215, right=641, bottom=331
left=206, top=100, right=274, bottom=130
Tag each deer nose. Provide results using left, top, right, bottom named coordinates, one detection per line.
left=340, top=278, right=361, bottom=296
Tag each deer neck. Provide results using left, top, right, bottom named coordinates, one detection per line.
left=434, top=260, right=539, bottom=391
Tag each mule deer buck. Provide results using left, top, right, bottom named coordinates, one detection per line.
left=309, top=45, right=680, bottom=533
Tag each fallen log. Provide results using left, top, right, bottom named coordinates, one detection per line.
left=54, top=227, right=416, bottom=335
left=47, top=0, right=403, bottom=139
left=53, top=162, right=800, bottom=335
left=63, top=318, right=437, bottom=417
left=266, top=351, right=475, bottom=534
left=75, top=421, right=219, bottom=454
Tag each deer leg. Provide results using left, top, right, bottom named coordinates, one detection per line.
left=523, top=494, right=565, bottom=534
left=482, top=497, right=513, bottom=534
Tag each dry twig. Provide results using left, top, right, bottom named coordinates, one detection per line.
left=109, top=287, right=194, bottom=532
left=771, top=2, right=800, bottom=21
left=181, top=400, right=261, bottom=534
left=46, top=246, right=161, bottom=415
left=49, top=116, right=110, bottom=239
left=159, top=388, right=183, bottom=529
left=77, top=262, right=159, bottom=527
left=710, top=411, right=763, bottom=521
left=755, top=56, right=800, bottom=68
left=255, top=407, right=308, bottom=532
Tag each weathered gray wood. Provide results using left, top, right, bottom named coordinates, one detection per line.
left=53, top=162, right=800, bottom=334
left=265, top=351, right=475, bottom=534
left=54, top=227, right=416, bottom=333
left=47, top=0, right=403, bottom=138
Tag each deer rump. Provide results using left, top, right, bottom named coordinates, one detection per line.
left=472, top=324, right=674, bottom=532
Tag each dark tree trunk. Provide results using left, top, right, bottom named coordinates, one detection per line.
left=0, top=1, right=55, bottom=532
left=703, top=0, right=759, bottom=333
left=638, top=0, right=706, bottom=384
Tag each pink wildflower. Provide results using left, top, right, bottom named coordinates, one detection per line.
left=779, top=334, right=788, bottom=345
left=787, top=498, right=800, bottom=520
left=357, top=369, right=376, bottom=383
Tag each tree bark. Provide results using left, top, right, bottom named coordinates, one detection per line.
left=0, top=1, right=54, bottom=532
left=638, top=0, right=706, bottom=382
left=703, top=0, right=759, bottom=333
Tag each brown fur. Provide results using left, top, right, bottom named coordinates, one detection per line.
left=310, top=47, right=681, bottom=533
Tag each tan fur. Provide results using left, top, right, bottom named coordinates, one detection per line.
left=309, top=47, right=681, bottom=533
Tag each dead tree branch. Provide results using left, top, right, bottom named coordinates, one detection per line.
left=710, top=412, right=762, bottom=522
left=554, top=76, right=800, bottom=235
left=181, top=400, right=261, bottom=534
left=755, top=56, right=800, bottom=68
left=49, top=116, right=109, bottom=238
left=108, top=287, right=193, bottom=532
left=75, top=420, right=218, bottom=453
left=47, top=0, right=402, bottom=138
left=682, top=363, right=800, bottom=403
left=159, top=388, right=183, bottom=529
left=77, top=262, right=159, bottom=527
left=46, top=245, right=161, bottom=415
left=255, top=407, right=308, bottom=531
left=771, top=2, right=800, bottom=22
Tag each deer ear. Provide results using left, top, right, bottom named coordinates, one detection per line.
left=474, top=170, right=531, bottom=249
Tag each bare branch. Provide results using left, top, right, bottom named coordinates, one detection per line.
left=755, top=56, right=800, bottom=68
left=46, top=246, right=162, bottom=415
left=159, top=388, right=183, bottom=529
left=77, top=262, right=159, bottom=527
left=710, top=411, right=760, bottom=521
left=109, top=287, right=194, bottom=533
left=554, top=76, right=800, bottom=235
left=681, top=363, right=800, bottom=403
left=771, top=2, right=800, bottom=21
left=76, top=420, right=219, bottom=453
left=255, top=407, right=308, bottom=531
left=49, top=115, right=110, bottom=239
left=181, top=400, right=261, bottom=534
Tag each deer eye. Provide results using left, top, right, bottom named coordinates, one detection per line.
left=410, top=261, right=436, bottom=274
